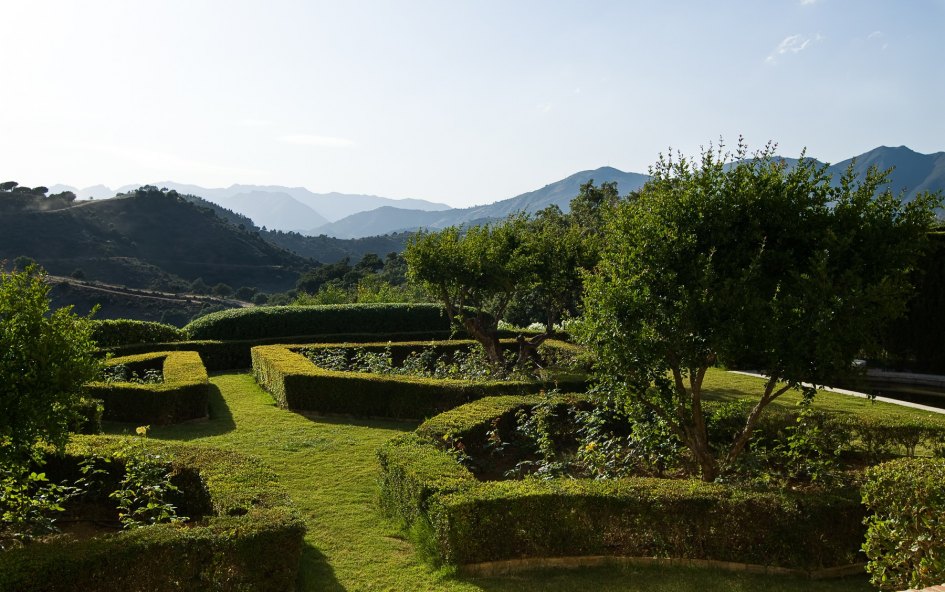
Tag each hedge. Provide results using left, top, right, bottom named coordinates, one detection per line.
left=252, top=343, right=585, bottom=420
left=0, top=436, right=305, bottom=592
left=91, top=319, right=186, bottom=349
left=184, top=303, right=458, bottom=341
left=378, top=396, right=867, bottom=572
left=85, top=351, right=210, bottom=425
left=862, top=457, right=945, bottom=590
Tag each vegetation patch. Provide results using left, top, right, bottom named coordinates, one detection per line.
left=85, top=351, right=210, bottom=425
left=862, top=457, right=945, bottom=590
left=252, top=341, right=585, bottom=420
left=90, top=319, right=186, bottom=349
left=183, top=302, right=457, bottom=341
left=0, top=435, right=305, bottom=592
left=380, top=382, right=945, bottom=573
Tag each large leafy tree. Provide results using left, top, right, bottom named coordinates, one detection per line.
left=580, top=141, right=942, bottom=481
left=0, top=266, right=101, bottom=468
left=406, top=212, right=589, bottom=366
left=405, top=218, right=528, bottom=365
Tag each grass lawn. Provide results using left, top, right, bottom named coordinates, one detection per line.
left=104, top=371, right=881, bottom=591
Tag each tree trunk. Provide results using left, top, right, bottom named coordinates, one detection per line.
left=463, top=317, right=503, bottom=366
left=515, top=333, right=549, bottom=368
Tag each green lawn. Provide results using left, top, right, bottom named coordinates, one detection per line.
left=106, top=371, right=878, bottom=591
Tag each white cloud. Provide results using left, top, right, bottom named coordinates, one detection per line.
left=800, top=0, right=819, bottom=5
left=766, top=34, right=813, bottom=63
left=280, top=134, right=356, bottom=148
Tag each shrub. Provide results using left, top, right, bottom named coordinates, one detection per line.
left=0, top=435, right=306, bottom=592
left=183, top=303, right=456, bottom=341
left=84, top=352, right=209, bottom=425
left=91, top=319, right=186, bottom=349
left=862, top=457, right=945, bottom=590
left=378, top=396, right=868, bottom=572
left=252, top=343, right=584, bottom=420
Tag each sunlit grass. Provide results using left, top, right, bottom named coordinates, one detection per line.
left=105, top=371, right=873, bottom=591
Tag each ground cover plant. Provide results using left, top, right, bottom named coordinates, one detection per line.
left=299, top=339, right=587, bottom=383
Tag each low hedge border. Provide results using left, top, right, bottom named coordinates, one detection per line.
left=251, top=342, right=586, bottom=420
left=104, top=331, right=458, bottom=372
left=377, top=396, right=867, bottom=573
left=0, top=435, right=306, bottom=592
left=85, top=351, right=210, bottom=425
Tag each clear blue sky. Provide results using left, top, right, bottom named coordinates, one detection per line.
left=2, top=0, right=943, bottom=207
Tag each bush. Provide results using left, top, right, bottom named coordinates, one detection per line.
left=84, top=352, right=210, bottom=425
left=0, top=435, right=306, bottom=592
left=378, top=396, right=867, bottom=572
left=183, top=303, right=456, bottom=341
left=862, top=457, right=945, bottom=590
left=91, top=319, right=186, bottom=349
left=252, top=343, right=585, bottom=420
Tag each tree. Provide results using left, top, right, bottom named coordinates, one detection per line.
left=406, top=219, right=530, bottom=365
left=406, top=213, right=589, bottom=367
left=0, top=266, right=101, bottom=467
left=579, top=141, right=942, bottom=481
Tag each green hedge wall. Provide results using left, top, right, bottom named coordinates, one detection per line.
left=252, top=342, right=586, bottom=420
left=85, top=351, right=210, bottom=425
left=0, top=435, right=305, bottom=592
left=862, top=457, right=945, bottom=590
left=378, top=396, right=867, bottom=571
left=251, top=344, right=560, bottom=420
left=91, top=319, right=186, bottom=349
left=184, top=303, right=456, bottom=341
left=430, top=478, right=863, bottom=568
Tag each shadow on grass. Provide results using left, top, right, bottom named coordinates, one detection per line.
left=293, top=409, right=420, bottom=434
left=298, top=542, right=347, bottom=592
left=101, top=383, right=237, bottom=440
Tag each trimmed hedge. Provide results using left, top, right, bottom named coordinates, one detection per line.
left=91, top=319, right=186, bottom=349
left=85, top=351, right=210, bottom=425
left=378, top=396, right=867, bottom=571
left=184, top=303, right=456, bottom=341
left=0, top=435, right=305, bottom=592
left=862, top=457, right=945, bottom=590
left=252, top=343, right=584, bottom=420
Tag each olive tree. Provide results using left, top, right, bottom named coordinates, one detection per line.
left=406, top=212, right=588, bottom=367
left=580, top=141, right=942, bottom=481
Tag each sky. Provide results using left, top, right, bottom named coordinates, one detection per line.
left=1, top=0, right=943, bottom=208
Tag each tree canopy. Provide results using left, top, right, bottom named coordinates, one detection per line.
left=0, top=266, right=101, bottom=467
left=579, top=141, right=943, bottom=481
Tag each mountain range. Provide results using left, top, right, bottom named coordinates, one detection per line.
left=48, top=145, right=945, bottom=240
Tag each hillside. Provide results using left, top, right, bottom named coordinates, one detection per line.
left=313, top=166, right=649, bottom=238
left=826, top=146, right=945, bottom=201
left=261, top=229, right=412, bottom=263
left=311, top=149, right=945, bottom=239
left=0, top=187, right=307, bottom=293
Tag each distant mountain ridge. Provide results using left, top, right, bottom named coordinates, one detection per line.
left=312, top=146, right=945, bottom=238
left=310, top=166, right=650, bottom=238
left=47, top=145, right=944, bottom=239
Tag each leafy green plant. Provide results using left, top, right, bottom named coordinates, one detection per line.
left=100, top=363, right=164, bottom=385
left=108, top=428, right=186, bottom=529
left=862, top=458, right=945, bottom=590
